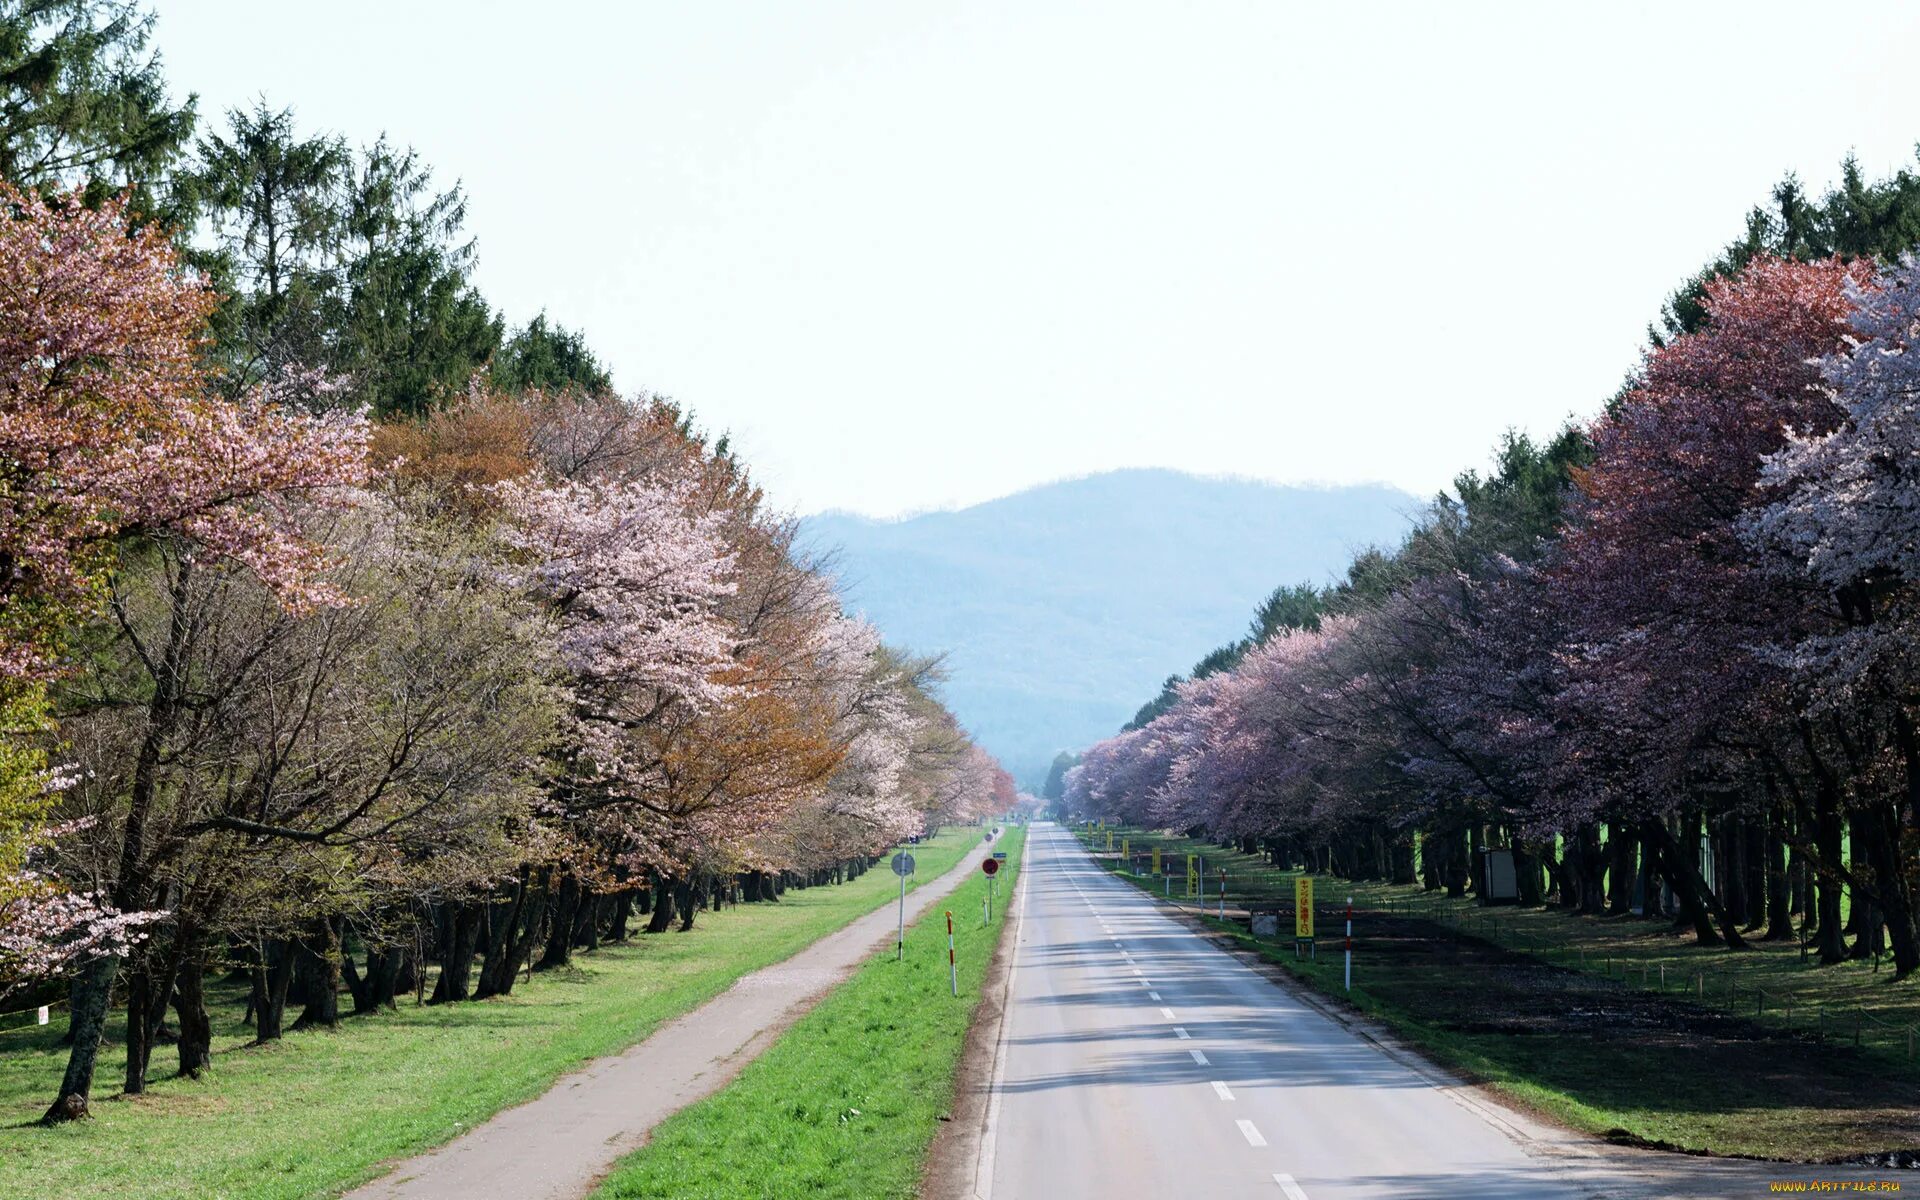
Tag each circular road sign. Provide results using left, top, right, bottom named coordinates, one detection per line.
left=981, top=858, right=1000, bottom=876
left=890, top=852, right=915, bottom=877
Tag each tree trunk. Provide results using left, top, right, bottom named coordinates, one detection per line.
left=1764, top=808, right=1794, bottom=940
left=677, top=877, right=699, bottom=932
left=253, top=940, right=295, bottom=1043
left=1860, top=800, right=1920, bottom=978
left=608, top=890, right=633, bottom=941
left=1645, top=818, right=1747, bottom=948
left=174, top=948, right=212, bottom=1079
left=573, top=890, right=600, bottom=952
left=537, top=874, right=579, bottom=970
left=646, top=873, right=677, bottom=933
left=430, top=903, right=483, bottom=1001
left=122, top=959, right=157, bottom=1096
left=474, top=871, right=530, bottom=999
left=40, top=954, right=120, bottom=1123
left=1606, top=824, right=1636, bottom=916
left=1643, top=819, right=1718, bottom=945
left=292, top=920, right=342, bottom=1030
left=1812, top=798, right=1849, bottom=963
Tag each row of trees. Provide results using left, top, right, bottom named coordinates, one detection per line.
left=1068, top=156, right=1920, bottom=983
left=0, top=1, right=1012, bottom=1124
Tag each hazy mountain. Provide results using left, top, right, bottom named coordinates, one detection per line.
left=802, top=469, right=1418, bottom=788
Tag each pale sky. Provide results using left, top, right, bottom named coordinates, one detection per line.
left=154, top=1, right=1920, bottom=518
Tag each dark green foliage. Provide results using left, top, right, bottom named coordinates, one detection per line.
left=333, top=137, right=500, bottom=416
left=1249, top=581, right=1323, bottom=643
left=494, top=313, right=614, bottom=396
left=177, top=102, right=348, bottom=393
left=0, top=0, right=195, bottom=210
left=1657, top=151, right=1920, bottom=341
left=1040, top=751, right=1077, bottom=803
left=179, top=109, right=506, bottom=414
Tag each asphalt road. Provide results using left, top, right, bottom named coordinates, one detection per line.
left=979, top=823, right=1617, bottom=1200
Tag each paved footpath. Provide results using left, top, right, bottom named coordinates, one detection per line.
left=973, top=823, right=1902, bottom=1200
left=344, top=838, right=998, bottom=1200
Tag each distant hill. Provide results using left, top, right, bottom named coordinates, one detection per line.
left=802, top=469, right=1418, bottom=788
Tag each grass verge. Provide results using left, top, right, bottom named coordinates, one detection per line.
left=591, top=825, right=1027, bottom=1200
left=0, top=828, right=978, bottom=1200
left=1088, top=826, right=1920, bottom=1162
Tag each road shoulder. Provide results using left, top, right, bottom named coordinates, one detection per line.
left=920, top=830, right=1031, bottom=1200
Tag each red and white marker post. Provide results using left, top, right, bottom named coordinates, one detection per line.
left=1344, top=896, right=1354, bottom=992
left=946, top=910, right=957, bottom=996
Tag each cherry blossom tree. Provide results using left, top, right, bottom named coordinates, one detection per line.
left=0, top=184, right=373, bottom=1123
left=1743, top=255, right=1920, bottom=976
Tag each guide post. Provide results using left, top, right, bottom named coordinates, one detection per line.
left=890, top=852, right=915, bottom=961
left=1295, top=875, right=1316, bottom=960
left=1345, top=895, right=1354, bottom=992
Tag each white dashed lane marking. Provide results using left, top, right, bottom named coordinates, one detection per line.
left=1211, top=1080, right=1234, bottom=1100
left=1238, top=1119, right=1267, bottom=1147
left=1273, top=1174, right=1310, bottom=1199
left=1188, top=1048, right=1209, bottom=1066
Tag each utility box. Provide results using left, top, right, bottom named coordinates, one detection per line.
left=1479, top=847, right=1519, bottom=904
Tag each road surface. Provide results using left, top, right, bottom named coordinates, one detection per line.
left=975, top=824, right=1897, bottom=1200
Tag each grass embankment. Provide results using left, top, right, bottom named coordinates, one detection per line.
left=1086, top=826, right=1920, bottom=1162
left=0, top=829, right=978, bottom=1200
left=593, top=825, right=1027, bottom=1200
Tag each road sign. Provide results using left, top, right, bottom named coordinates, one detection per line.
left=891, top=852, right=915, bottom=876
left=1105, top=829, right=1113, bottom=850
left=1121, top=837, right=1129, bottom=860
left=1186, top=854, right=1198, bottom=898
left=982, top=857, right=1000, bottom=876
left=1152, top=847, right=1161, bottom=875
left=1295, top=875, right=1315, bottom=939
left=992, top=851, right=1008, bottom=860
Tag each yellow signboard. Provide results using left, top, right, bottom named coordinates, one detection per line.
left=1295, top=875, right=1315, bottom=939
left=1121, top=837, right=1129, bottom=859
left=1186, top=854, right=1198, bottom=897
left=1151, top=847, right=1161, bottom=874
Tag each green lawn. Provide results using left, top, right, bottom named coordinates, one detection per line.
left=592, top=825, right=1027, bottom=1200
left=0, top=828, right=979, bottom=1200
left=1087, top=825, right=1920, bottom=1160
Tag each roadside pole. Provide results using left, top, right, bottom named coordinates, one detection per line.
left=947, top=911, right=957, bottom=996
left=1345, top=896, right=1353, bottom=992
left=890, top=851, right=916, bottom=962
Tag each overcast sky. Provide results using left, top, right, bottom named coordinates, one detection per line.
left=155, top=1, right=1920, bottom=518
